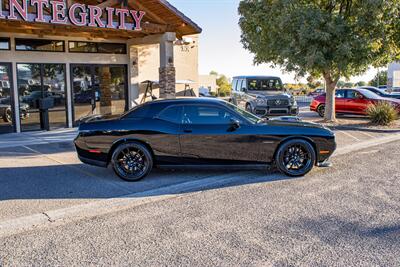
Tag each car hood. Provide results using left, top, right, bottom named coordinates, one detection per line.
left=264, top=117, right=331, bottom=131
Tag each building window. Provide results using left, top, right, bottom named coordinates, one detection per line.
left=15, top=39, right=65, bottom=52
left=69, top=41, right=127, bottom=54
left=0, top=38, right=10, bottom=50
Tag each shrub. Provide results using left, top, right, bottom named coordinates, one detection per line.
left=366, top=101, right=398, bottom=125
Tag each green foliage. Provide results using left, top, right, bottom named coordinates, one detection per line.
left=355, top=81, right=367, bottom=87
left=214, top=74, right=231, bottom=97
left=306, top=75, right=322, bottom=89
left=239, top=0, right=399, bottom=80
left=366, top=101, right=398, bottom=125
left=369, top=70, right=388, bottom=86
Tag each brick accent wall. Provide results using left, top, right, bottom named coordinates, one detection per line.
left=159, top=66, right=176, bottom=99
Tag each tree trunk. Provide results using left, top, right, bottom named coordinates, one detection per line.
left=323, top=75, right=337, bottom=122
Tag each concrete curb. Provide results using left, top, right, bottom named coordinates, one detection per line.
left=1, top=133, right=400, bottom=238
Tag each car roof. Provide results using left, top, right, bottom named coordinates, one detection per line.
left=232, top=76, right=281, bottom=80
left=150, top=97, right=226, bottom=105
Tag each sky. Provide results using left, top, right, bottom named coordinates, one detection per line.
left=168, top=0, right=378, bottom=84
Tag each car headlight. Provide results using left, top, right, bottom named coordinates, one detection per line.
left=255, top=98, right=267, bottom=105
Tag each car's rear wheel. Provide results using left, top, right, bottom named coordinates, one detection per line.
left=111, top=142, right=153, bottom=182
left=317, top=105, right=325, bottom=117
left=275, top=139, right=316, bottom=177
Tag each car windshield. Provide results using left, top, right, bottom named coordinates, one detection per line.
left=247, top=78, right=283, bottom=91
left=224, top=102, right=263, bottom=124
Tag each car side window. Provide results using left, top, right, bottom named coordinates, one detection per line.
left=157, top=106, right=183, bottom=124
left=346, top=90, right=359, bottom=99
left=183, top=105, right=237, bottom=125
left=232, top=79, right=238, bottom=91
left=335, top=90, right=345, bottom=98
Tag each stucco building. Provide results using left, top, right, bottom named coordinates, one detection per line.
left=0, top=0, right=201, bottom=134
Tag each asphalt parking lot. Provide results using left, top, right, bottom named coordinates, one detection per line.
left=1, top=136, right=399, bottom=266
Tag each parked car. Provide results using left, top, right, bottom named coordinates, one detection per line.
left=230, top=76, right=298, bottom=117
left=0, top=97, right=29, bottom=122
left=310, top=88, right=400, bottom=117
left=308, top=88, right=325, bottom=97
left=75, top=98, right=336, bottom=181
left=359, top=86, right=400, bottom=99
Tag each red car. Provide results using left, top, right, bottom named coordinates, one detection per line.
left=310, top=88, right=400, bottom=117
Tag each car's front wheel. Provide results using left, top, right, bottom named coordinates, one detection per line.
left=275, top=139, right=316, bottom=177
left=111, top=142, right=153, bottom=182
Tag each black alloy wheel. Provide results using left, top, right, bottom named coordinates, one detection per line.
left=111, top=142, right=153, bottom=182
left=317, top=105, right=325, bottom=117
left=275, top=139, right=316, bottom=177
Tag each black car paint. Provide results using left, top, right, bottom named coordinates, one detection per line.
left=75, top=98, right=335, bottom=168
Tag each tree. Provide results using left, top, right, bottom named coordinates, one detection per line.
left=369, top=71, right=388, bottom=87
left=306, top=75, right=322, bottom=89
left=355, top=81, right=367, bottom=87
left=216, top=74, right=231, bottom=96
left=239, top=0, right=400, bottom=121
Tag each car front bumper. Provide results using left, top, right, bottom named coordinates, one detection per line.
left=254, top=106, right=299, bottom=117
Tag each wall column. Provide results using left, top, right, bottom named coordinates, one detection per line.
left=12, top=62, right=21, bottom=133
left=159, top=32, right=176, bottom=99
left=128, top=44, right=140, bottom=108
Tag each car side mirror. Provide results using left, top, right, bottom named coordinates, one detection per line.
left=229, top=118, right=241, bottom=131
left=242, top=87, right=247, bottom=92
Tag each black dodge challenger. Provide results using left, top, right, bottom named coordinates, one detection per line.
left=75, top=98, right=336, bottom=181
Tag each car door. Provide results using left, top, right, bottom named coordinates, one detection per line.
left=345, top=90, right=371, bottom=114
left=335, top=89, right=346, bottom=113
left=149, top=105, right=184, bottom=164
left=179, top=104, right=263, bottom=164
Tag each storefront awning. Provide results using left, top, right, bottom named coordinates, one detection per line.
left=0, top=0, right=202, bottom=39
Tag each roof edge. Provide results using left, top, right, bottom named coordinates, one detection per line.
left=158, top=0, right=202, bottom=35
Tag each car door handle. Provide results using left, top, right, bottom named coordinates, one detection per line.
left=183, top=129, right=192, bottom=133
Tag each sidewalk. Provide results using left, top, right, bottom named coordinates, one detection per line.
left=0, top=128, right=78, bottom=149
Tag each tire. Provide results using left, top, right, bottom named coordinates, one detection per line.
left=3, top=108, right=12, bottom=123
left=275, top=139, right=316, bottom=177
left=317, top=105, right=325, bottom=117
left=111, top=142, right=153, bottom=182
left=245, top=103, right=252, bottom=113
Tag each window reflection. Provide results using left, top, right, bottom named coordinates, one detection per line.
left=17, top=64, right=66, bottom=131
left=0, top=64, right=14, bottom=133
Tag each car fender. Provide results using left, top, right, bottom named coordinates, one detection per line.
left=107, top=137, right=155, bottom=164
left=274, top=136, right=319, bottom=163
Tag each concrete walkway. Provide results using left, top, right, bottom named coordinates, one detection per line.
left=0, top=128, right=78, bottom=149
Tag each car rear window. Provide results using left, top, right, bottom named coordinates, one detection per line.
left=123, top=102, right=169, bottom=119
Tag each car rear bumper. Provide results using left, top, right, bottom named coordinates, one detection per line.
left=78, top=155, right=108, bottom=168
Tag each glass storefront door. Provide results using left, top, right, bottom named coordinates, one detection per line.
left=17, top=63, right=67, bottom=131
left=0, top=63, right=14, bottom=134
left=72, top=64, right=127, bottom=124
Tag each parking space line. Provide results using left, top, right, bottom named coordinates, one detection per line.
left=357, top=131, right=377, bottom=139
left=337, top=130, right=361, bottom=141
